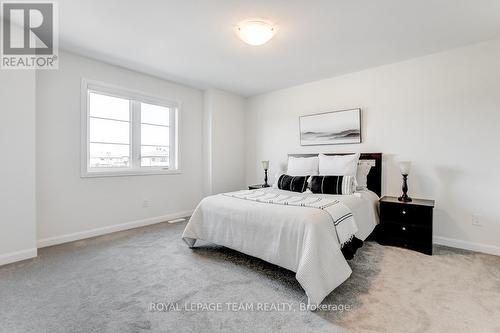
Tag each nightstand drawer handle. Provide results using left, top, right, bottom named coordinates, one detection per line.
left=401, top=210, right=407, bottom=215
left=401, top=226, right=406, bottom=231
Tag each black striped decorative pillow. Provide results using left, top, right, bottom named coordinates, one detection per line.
left=309, top=175, right=356, bottom=195
left=277, top=174, right=309, bottom=193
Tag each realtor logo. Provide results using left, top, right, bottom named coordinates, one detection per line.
left=1, top=1, right=58, bottom=69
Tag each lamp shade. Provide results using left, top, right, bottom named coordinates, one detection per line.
left=399, top=161, right=411, bottom=175
left=261, top=160, right=269, bottom=170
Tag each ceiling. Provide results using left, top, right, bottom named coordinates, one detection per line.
left=57, top=0, right=500, bottom=96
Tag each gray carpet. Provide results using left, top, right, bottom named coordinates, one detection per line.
left=1, top=221, right=500, bottom=333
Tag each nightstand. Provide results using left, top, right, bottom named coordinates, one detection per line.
left=376, top=196, right=435, bottom=255
left=248, top=184, right=269, bottom=190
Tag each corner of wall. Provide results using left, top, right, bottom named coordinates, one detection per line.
left=202, top=89, right=214, bottom=196
left=202, top=88, right=247, bottom=194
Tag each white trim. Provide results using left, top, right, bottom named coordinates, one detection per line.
left=84, top=78, right=182, bottom=108
left=0, top=248, right=37, bottom=266
left=80, top=169, right=182, bottom=178
left=170, top=107, right=179, bottom=169
left=130, top=99, right=138, bottom=169
left=37, top=210, right=193, bottom=248
left=81, top=78, right=89, bottom=177
left=434, top=236, right=500, bottom=256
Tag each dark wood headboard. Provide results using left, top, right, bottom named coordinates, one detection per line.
left=287, top=153, right=383, bottom=197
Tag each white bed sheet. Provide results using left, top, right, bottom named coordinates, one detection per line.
left=182, top=188, right=379, bottom=307
left=336, top=189, right=380, bottom=240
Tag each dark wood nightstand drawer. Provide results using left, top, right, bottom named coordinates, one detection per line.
left=380, top=202, right=433, bottom=226
left=377, top=236, right=433, bottom=255
left=378, top=222, right=431, bottom=242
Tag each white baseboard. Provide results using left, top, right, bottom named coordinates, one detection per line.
left=0, top=248, right=37, bottom=266
left=434, top=236, right=500, bottom=256
left=37, top=210, right=193, bottom=248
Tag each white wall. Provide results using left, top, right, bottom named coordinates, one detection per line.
left=246, top=39, right=500, bottom=255
left=36, top=51, right=204, bottom=245
left=0, top=70, right=37, bottom=265
left=203, top=88, right=246, bottom=195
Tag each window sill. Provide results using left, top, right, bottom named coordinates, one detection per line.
left=81, top=169, right=182, bottom=178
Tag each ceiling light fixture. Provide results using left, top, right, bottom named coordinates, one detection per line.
left=235, top=19, right=276, bottom=46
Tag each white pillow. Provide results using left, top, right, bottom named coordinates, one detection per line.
left=287, top=156, right=319, bottom=176
left=356, top=162, right=372, bottom=190
left=318, top=153, right=360, bottom=176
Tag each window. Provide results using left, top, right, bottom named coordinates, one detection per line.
left=81, top=79, right=179, bottom=177
left=88, top=92, right=130, bottom=169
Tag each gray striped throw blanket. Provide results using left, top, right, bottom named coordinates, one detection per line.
left=223, top=189, right=358, bottom=247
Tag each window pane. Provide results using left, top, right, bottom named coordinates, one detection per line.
left=89, top=143, right=129, bottom=168
left=141, top=102, right=169, bottom=125
left=141, top=146, right=169, bottom=167
left=89, top=92, right=129, bottom=121
left=90, top=118, right=130, bottom=144
left=141, top=124, right=169, bottom=146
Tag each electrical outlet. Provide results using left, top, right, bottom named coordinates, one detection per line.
left=472, top=213, right=482, bottom=226
left=142, top=200, right=150, bottom=208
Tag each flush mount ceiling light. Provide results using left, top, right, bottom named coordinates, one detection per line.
left=235, top=19, right=276, bottom=46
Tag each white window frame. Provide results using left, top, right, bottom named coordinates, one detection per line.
left=81, top=78, right=181, bottom=177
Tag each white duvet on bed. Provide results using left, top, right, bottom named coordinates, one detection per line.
left=182, top=188, right=379, bottom=307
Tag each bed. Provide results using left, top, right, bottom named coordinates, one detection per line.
left=182, top=153, right=382, bottom=308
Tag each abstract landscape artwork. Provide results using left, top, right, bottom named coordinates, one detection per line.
left=300, top=108, right=361, bottom=145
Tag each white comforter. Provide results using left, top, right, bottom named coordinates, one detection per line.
left=182, top=188, right=379, bottom=307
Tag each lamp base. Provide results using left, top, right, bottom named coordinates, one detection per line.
left=263, top=169, right=269, bottom=188
left=398, top=195, right=412, bottom=202
left=399, top=174, right=412, bottom=202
